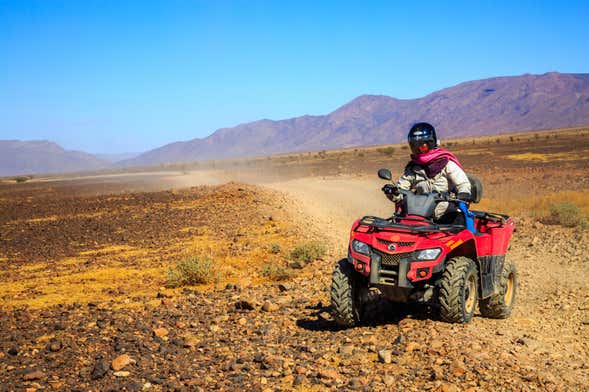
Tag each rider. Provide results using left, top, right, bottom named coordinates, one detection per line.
left=390, top=122, right=471, bottom=223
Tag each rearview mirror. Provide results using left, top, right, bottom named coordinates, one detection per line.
left=378, top=168, right=392, bottom=181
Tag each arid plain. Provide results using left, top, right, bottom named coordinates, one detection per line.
left=1, top=127, right=589, bottom=391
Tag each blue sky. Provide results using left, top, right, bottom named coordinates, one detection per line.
left=1, top=1, right=588, bottom=154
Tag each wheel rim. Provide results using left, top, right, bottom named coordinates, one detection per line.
left=464, top=274, right=477, bottom=314
left=504, top=272, right=515, bottom=305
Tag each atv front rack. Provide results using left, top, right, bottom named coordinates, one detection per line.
left=357, top=216, right=465, bottom=234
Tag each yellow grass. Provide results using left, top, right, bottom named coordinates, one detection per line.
left=477, top=190, right=589, bottom=218
left=1, top=215, right=303, bottom=309
left=506, top=151, right=589, bottom=162
left=1, top=265, right=166, bottom=309
left=26, top=215, right=59, bottom=223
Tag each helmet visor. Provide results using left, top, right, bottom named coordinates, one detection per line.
left=409, top=140, right=431, bottom=155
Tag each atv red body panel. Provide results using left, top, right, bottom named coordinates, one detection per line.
left=348, top=212, right=515, bottom=299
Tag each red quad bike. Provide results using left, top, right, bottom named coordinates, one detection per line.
left=330, top=168, right=517, bottom=325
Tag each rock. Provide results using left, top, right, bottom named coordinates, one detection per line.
left=235, top=300, right=255, bottom=310
left=378, top=349, right=392, bottom=364
left=125, top=381, right=143, bottom=391
left=293, top=375, right=306, bottom=386
left=451, top=359, right=466, bottom=376
left=23, top=370, right=45, bottom=381
left=114, top=371, right=131, bottom=377
left=111, top=354, right=134, bottom=371
left=91, top=358, right=109, bottom=380
left=277, top=283, right=291, bottom=292
left=405, top=342, right=420, bottom=352
left=261, top=302, right=280, bottom=312
left=48, top=341, right=62, bottom=352
left=152, top=327, right=169, bottom=337
left=582, top=319, right=589, bottom=325
left=338, top=345, right=354, bottom=355
left=237, top=317, right=247, bottom=326
left=142, top=382, right=152, bottom=390
left=392, top=334, right=406, bottom=346
left=383, top=375, right=395, bottom=386
left=288, top=261, right=305, bottom=269
left=295, top=366, right=307, bottom=375
left=430, top=339, right=444, bottom=351
left=8, top=347, right=18, bottom=356
left=160, top=298, right=174, bottom=306
left=149, top=377, right=164, bottom=385
left=348, top=378, right=365, bottom=388
left=441, top=383, right=459, bottom=392
left=318, top=368, right=340, bottom=380
left=183, top=337, right=199, bottom=348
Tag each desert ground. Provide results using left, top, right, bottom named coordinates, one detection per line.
left=1, top=127, right=589, bottom=391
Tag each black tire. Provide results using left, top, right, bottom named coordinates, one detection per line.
left=439, top=256, right=479, bottom=323
left=330, top=259, right=362, bottom=327
left=479, top=258, right=517, bottom=319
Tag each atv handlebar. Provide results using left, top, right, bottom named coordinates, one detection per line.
left=380, top=185, right=465, bottom=204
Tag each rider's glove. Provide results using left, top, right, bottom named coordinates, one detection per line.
left=382, top=184, right=398, bottom=196
left=382, top=184, right=402, bottom=202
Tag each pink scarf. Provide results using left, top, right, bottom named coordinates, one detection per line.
left=410, top=147, right=463, bottom=178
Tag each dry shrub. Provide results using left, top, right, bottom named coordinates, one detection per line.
left=542, top=201, right=588, bottom=229
left=289, top=241, right=326, bottom=263
left=262, top=263, right=293, bottom=281
left=377, top=147, right=396, bottom=156
left=269, top=243, right=281, bottom=254
left=13, top=176, right=30, bottom=183
left=166, top=256, right=217, bottom=287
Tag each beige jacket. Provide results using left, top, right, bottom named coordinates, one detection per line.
left=396, top=160, right=471, bottom=218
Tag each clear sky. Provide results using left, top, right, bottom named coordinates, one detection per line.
left=1, top=0, right=588, bottom=154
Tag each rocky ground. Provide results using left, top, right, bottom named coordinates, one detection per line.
left=1, top=180, right=588, bottom=391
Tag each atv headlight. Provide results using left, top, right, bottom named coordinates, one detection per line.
left=414, top=248, right=442, bottom=260
left=351, top=240, right=371, bottom=255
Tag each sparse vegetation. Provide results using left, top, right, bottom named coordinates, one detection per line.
left=289, top=241, right=326, bottom=263
left=269, top=243, right=281, bottom=254
left=377, top=146, right=396, bottom=156
left=166, top=256, right=217, bottom=287
left=542, top=201, right=588, bottom=229
left=262, top=263, right=293, bottom=281
left=13, top=176, right=30, bottom=183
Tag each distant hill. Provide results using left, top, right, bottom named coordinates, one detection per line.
left=95, top=152, right=140, bottom=163
left=121, top=72, right=589, bottom=166
left=0, top=140, right=108, bottom=176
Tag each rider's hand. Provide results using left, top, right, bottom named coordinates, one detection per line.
left=382, top=184, right=398, bottom=196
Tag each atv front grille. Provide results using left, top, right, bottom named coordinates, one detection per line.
left=377, top=239, right=415, bottom=248
left=375, top=251, right=412, bottom=268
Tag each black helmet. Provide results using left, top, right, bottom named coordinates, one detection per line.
left=408, top=122, right=437, bottom=155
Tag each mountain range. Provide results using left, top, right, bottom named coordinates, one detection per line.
left=120, top=72, right=589, bottom=166
left=0, top=140, right=107, bottom=176
left=2, top=72, right=589, bottom=176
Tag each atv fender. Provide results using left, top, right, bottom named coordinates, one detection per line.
left=448, top=238, right=503, bottom=299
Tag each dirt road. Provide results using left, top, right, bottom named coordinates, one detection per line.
left=269, top=174, right=589, bottom=390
